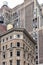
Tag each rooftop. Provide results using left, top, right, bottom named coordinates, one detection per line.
left=0, top=28, right=36, bottom=44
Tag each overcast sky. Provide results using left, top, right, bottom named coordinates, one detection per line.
left=0, top=0, right=43, bottom=8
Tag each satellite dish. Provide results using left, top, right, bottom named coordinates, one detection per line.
left=3, top=1, right=8, bottom=6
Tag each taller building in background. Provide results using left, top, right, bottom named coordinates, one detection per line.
left=0, top=0, right=39, bottom=65
left=0, top=0, right=41, bottom=33
left=0, top=0, right=34, bottom=32
left=0, top=0, right=42, bottom=40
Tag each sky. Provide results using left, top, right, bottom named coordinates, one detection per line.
left=38, top=0, right=43, bottom=4
left=0, top=0, right=24, bottom=8
left=0, top=0, right=43, bottom=8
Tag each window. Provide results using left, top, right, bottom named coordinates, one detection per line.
left=31, top=60, right=32, bottom=63
left=23, top=44, right=25, bottom=49
left=13, top=12, right=18, bottom=18
left=28, top=63, right=29, bottom=65
left=36, top=61, right=38, bottom=64
left=10, top=36, right=12, bottom=39
left=28, top=53, right=29, bottom=58
left=17, top=51, right=20, bottom=56
left=33, top=19, right=34, bottom=21
left=0, top=21, right=4, bottom=23
left=3, top=39, right=4, bottom=42
left=3, top=46, right=4, bottom=50
left=36, top=46, right=38, bottom=49
left=36, top=56, right=38, bottom=59
left=10, top=43, right=13, bottom=47
left=17, top=42, right=20, bottom=47
left=17, top=34, right=20, bottom=38
left=10, top=60, right=12, bottom=65
left=3, top=52, right=5, bottom=59
left=6, top=37, right=8, bottom=40
left=6, top=45, right=7, bottom=49
left=10, top=51, right=13, bottom=57
left=24, top=61, right=25, bottom=65
left=5, top=13, right=8, bottom=18
left=36, top=52, right=38, bottom=54
left=35, top=18, right=37, bottom=21
left=23, top=51, right=25, bottom=58
left=2, top=62, right=5, bottom=65
left=17, top=60, right=20, bottom=65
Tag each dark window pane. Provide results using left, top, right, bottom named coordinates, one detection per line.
left=3, top=39, right=4, bottom=42
left=17, top=51, right=20, bottom=56
left=3, top=46, right=4, bottom=50
left=36, top=61, right=38, bottom=64
left=17, top=42, right=20, bottom=47
left=6, top=37, right=8, bottom=40
left=36, top=56, right=38, bottom=59
left=2, top=62, right=5, bottom=65
left=10, top=51, right=13, bottom=57
left=36, top=46, right=38, bottom=49
left=10, top=36, right=12, bottom=39
left=28, top=63, right=29, bottom=65
left=17, top=35, right=20, bottom=38
left=10, top=60, right=12, bottom=65
left=3, top=52, right=5, bottom=59
left=10, top=43, right=12, bottom=47
left=17, top=60, right=20, bottom=65
left=6, top=45, right=7, bottom=49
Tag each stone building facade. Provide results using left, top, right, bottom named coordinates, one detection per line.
left=0, top=0, right=43, bottom=65
left=0, top=28, right=36, bottom=65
